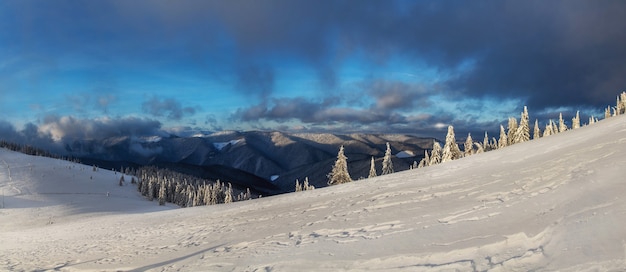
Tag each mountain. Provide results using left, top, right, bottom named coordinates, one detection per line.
left=1, top=115, right=625, bottom=271
left=63, top=131, right=435, bottom=195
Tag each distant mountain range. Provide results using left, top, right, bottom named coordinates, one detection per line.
left=63, top=131, right=435, bottom=195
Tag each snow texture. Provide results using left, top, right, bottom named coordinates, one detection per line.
left=212, top=139, right=242, bottom=151
left=2, top=116, right=626, bottom=271
left=395, top=150, right=416, bottom=158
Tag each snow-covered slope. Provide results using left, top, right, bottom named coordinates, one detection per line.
left=2, top=116, right=626, bottom=271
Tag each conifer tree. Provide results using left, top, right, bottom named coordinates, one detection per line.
left=224, top=183, right=233, bottom=204
left=543, top=120, right=554, bottom=137
left=158, top=180, right=166, bottom=206
left=507, top=117, right=518, bottom=145
left=303, top=177, right=314, bottom=190
left=474, top=142, right=484, bottom=154
left=482, top=132, right=489, bottom=151
left=464, top=133, right=473, bottom=157
left=295, top=179, right=302, bottom=192
left=558, top=113, right=567, bottom=133
left=441, top=126, right=461, bottom=162
left=368, top=157, right=377, bottom=178
left=381, top=142, right=394, bottom=175
left=533, top=119, right=541, bottom=139
left=605, top=106, right=612, bottom=119
left=513, top=106, right=530, bottom=144
left=327, top=145, right=352, bottom=185
left=498, top=125, right=508, bottom=149
left=572, top=111, right=580, bottom=129
left=429, top=140, right=442, bottom=166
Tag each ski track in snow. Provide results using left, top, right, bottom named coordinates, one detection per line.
left=1, top=116, right=626, bottom=271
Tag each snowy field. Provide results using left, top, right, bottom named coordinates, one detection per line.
left=1, top=116, right=626, bottom=271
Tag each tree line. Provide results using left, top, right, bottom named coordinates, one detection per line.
left=325, top=91, right=626, bottom=187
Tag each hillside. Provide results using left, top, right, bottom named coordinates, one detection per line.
left=63, top=132, right=435, bottom=194
left=1, top=115, right=626, bottom=271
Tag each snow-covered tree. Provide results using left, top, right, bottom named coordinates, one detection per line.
left=441, top=126, right=462, bottom=163
left=474, top=142, right=484, bottom=154
left=119, top=175, right=125, bottom=186
left=605, top=106, right=612, bottom=119
left=558, top=113, right=567, bottom=133
left=533, top=119, right=541, bottom=140
left=482, top=132, right=489, bottom=151
left=464, top=133, right=473, bottom=157
left=543, top=120, right=554, bottom=137
left=327, top=145, right=352, bottom=185
left=513, top=106, right=530, bottom=144
left=295, top=179, right=302, bottom=192
left=368, top=157, right=377, bottom=178
left=158, top=180, right=166, bottom=206
left=381, top=142, right=394, bottom=175
left=572, top=111, right=581, bottom=129
left=303, top=177, right=314, bottom=190
left=429, top=140, right=442, bottom=166
left=506, top=117, right=518, bottom=145
left=498, top=125, right=508, bottom=149
left=419, top=150, right=430, bottom=168
left=224, top=183, right=233, bottom=204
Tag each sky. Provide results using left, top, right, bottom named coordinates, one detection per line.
left=1, top=0, right=626, bottom=145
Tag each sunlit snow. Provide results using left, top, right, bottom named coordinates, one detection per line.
left=1, top=116, right=626, bottom=271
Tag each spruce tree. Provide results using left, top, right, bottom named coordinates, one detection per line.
left=327, top=145, right=352, bottom=185
left=474, top=142, right=484, bottom=154
left=158, top=181, right=166, bottom=206
left=429, top=140, right=442, bottom=166
left=513, top=106, right=530, bottom=144
left=498, top=125, right=508, bottom=149
left=381, top=142, right=394, bottom=175
left=533, top=119, right=541, bottom=139
left=368, top=157, right=377, bottom=178
left=224, top=183, right=233, bottom=204
left=482, top=132, right=489, bottom=151
left=303, top=177, right=314, bottom=190
left=441, top=126, right=461, bottom=163
left=295, top=179, right=302, bottom=192
left=543, top=120, right=554, bottom=137
left=572, top=111, right=580, bottom=129
left=507, top=117, right=518, bottom=145
left=464, top=133, right=473, bottom=157
left=558, top=113, right=567, bottom=133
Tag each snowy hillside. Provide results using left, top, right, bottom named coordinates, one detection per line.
left=2, top=115, right=626, bottom=271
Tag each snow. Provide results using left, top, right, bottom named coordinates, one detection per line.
left=2, top=116, right=626, bottom=271
left=212, top=139, right=242, bottom=151
left=395, top=150, right=416, bottom=158
left=271, top=175, right=280, bottom=182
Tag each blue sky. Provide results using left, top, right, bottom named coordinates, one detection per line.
left=1, top=0, right=625, bottom=142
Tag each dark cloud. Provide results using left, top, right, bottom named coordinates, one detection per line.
left=0, top=115, right=164, bottom=155
left=141, top=96, right=196, bottom=120
left=3, top=0, right=625, bottom=135
left=38, top=115, right=163, bottom=142
left=365, top=80, right=429, bottom=111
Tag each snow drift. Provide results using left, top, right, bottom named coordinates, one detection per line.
left=1, top=116, right=626, bottom=271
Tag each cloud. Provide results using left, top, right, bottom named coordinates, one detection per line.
left=38, top=115, right=163, bottom=142
left=3, top=0, right=625, bottom=134
left=141, top=96, right=196, bottom=120
left=365, top=80, right=430, bottom=111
